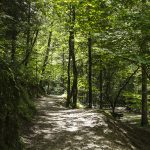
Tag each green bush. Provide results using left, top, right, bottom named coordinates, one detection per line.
left=124, top=92, right=141, bottom=112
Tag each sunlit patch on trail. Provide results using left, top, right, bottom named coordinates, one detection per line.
left=22, top=95, right=137, bottom=150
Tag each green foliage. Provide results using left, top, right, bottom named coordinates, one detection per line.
left=124, top=92, right=141, bottom=112
left=0, top=0, right=150, bottom=147
left=76, top=101, right=85, bottom=109
left=18, top=86, right=36, bottom=122
left=0, top=60, right=21, bottom=150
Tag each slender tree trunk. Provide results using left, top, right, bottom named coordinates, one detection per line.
left=24, top=1, right=31, bottom=66
left=71, top=33, right=78, bottom=108
left=113, top=67, right=139, bottom=111
left=99, top=68, right=103, bottom=109
left=62, top=48, right=65, bottom=92
left=40, top=32, right=52, bottom=92
left=140, top=39, right=148, bottom=126
left=66, top=4, right=78, bottom=108
left=35, top=52, right=38, bottom=98
left=42, top=31, right=52, bottom=74
left=71, top=6, right=78, bottom=108
left=22, top=2, right=39, bottom=67
left=141, top=64, right=148, bottom=126
left=11, top=28, right=17, bottom=65
left=21, top=29, right=39, bottom=66
left=66, top=48, right=71, bottom=107
left=88, top=33, right=92, bottom=108
left=140, top=0, right=149, bottom=127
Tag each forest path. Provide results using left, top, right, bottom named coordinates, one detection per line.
left=22, top=95, right=139, bottom=150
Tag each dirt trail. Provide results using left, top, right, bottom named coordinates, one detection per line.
left=22, top=95, right=147, bottom=150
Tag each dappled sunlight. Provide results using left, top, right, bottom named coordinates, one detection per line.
left=121, top=112, right=141, bottom=125
left=22, top=96, right=137, bottom=150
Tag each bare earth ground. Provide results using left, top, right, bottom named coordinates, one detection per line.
left=22, top=95, right=150, bottom=150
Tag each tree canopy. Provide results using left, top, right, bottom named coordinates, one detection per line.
left=0, top=0, right=150, bottom=149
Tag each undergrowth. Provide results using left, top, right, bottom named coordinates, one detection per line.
left=0, top=60, right=37, bottom=150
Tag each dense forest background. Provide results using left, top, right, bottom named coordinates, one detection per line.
left=0, top=0, right=150, bottom=149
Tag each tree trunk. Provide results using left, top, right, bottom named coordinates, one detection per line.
left=72, top=35, right=78, bottom=108
left=42, top=31, right=52, bottom=74
left=88, top=33, right=92, bottom=108
left=21, top=29, right=39, bottom=66
left=114, top=67, right=139, bottom=111
left=70, top=29, right=78, bottom=108
left=66, top=4, right=78, bottom=108
left=66, top=47, right=71, bottom=107
left=71, top=6, right=78, bottom=108
left=22, top=1, right=39, bottom=67
left=24, top=1, right=31, bottom=66
left=11, top=28, right=17, bottom=65
left=141, top=64, right=148, bottom=126
left=99, top=67, right=103, bottom=109
left=140, top=0, right=149, bottom=127
left=62, top=48, right=65, bottom=92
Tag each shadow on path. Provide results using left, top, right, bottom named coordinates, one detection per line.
left=22, top=95, right=149, bottom=150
